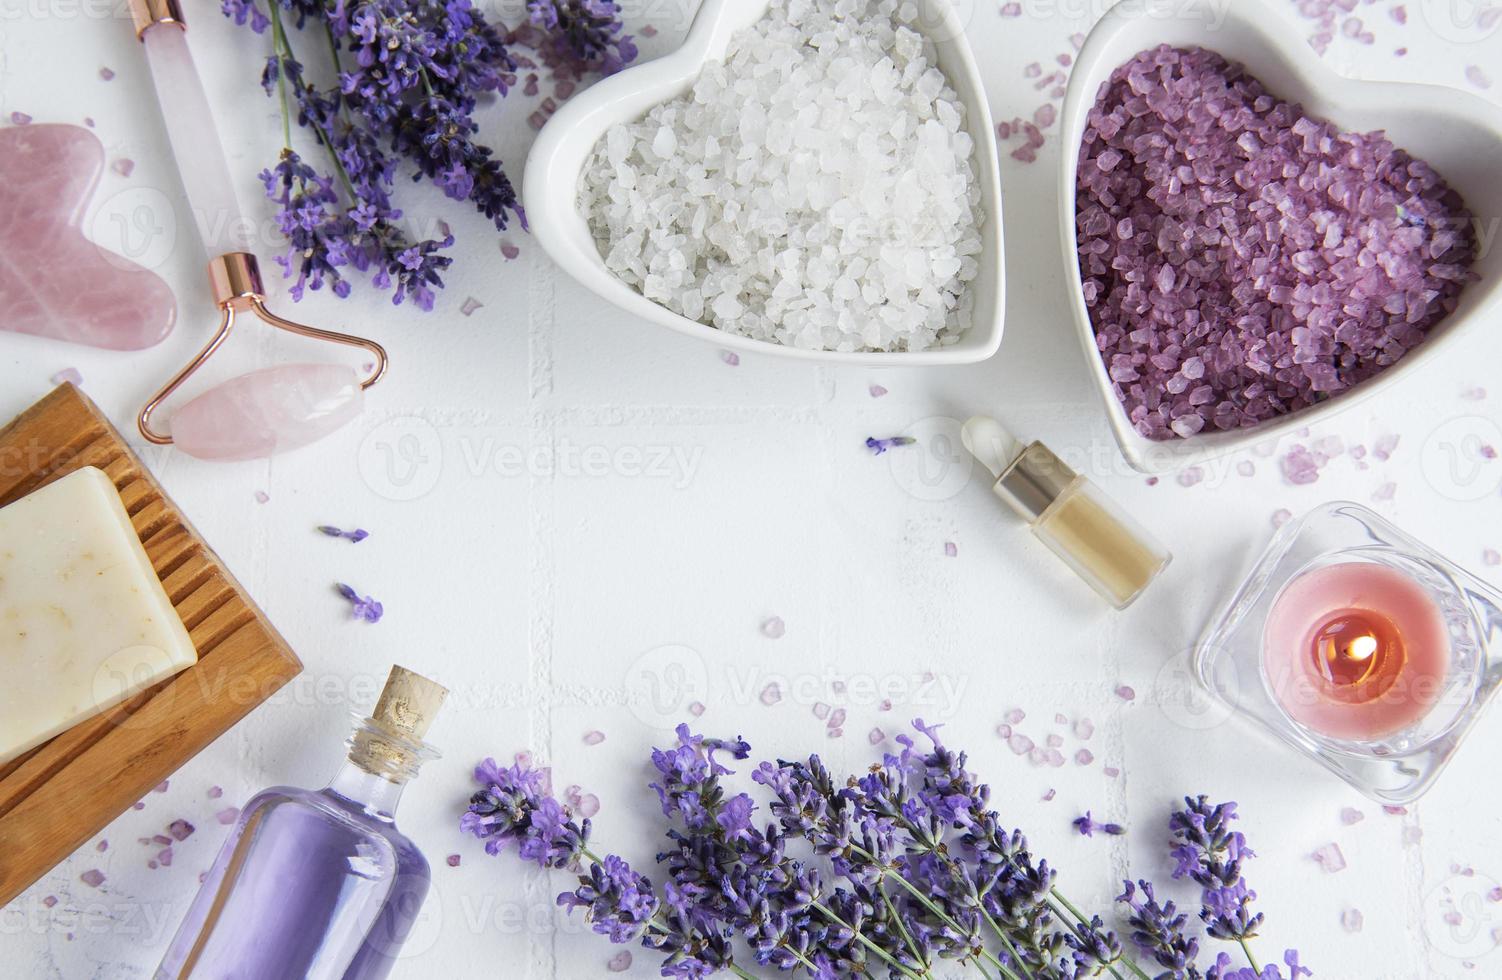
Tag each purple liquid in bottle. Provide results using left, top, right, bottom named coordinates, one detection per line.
left=158, top=671, right=445, bottom=980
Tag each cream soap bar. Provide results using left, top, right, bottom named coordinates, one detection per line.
left=0, top=466, right=196, bottom=765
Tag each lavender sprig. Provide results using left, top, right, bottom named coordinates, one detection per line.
left=334, top=582, right=383, bottom=623
left=318, top=524, right=370, bottom=542
left=463, top=727, right=1311, bottom=980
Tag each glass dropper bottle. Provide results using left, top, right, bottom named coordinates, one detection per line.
left=962, top=416, right=1171, bottom=609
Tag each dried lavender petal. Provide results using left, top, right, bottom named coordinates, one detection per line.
left=1078, top=46, right=1477, bottom=442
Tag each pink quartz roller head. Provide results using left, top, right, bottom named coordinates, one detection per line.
left=137, top=253, right=387, bottom=461
left=128, top=0, right=387, bottom=460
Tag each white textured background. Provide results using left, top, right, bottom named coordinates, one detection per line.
left=3, top=0, right=1502, bottom=977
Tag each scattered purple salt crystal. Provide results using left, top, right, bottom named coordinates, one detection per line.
left=96, top=840, right=108, bottom=852
left=1073, top=717, right=1094, bottom=739
left=640, top=24, right=658, bottom=37
left=827, top=728, right=843, bottom=739
left=153, top=834, right=173, bottom=846
left=608, top=952, right=633, bottom=973
left=1103, top=766, right=1120, bottom=778
left=996, top=723, right=1012, bottom=739
left=1339, top=807, right=1364, bottom=826
left=1489, top=887, right=1502, bottom=903
left=99, top=67, right=115, bottom=80
left=555, top=80, right=577, bottom=100
left=207, top=786, right=223, bottom=799
left=51, top=367, right=83, bottom=387
left=158, top=847, right=174, bottom=867
left=827, top=708, right=846, bottom=730
left=1042, top=788, right=1056, bottom=801
left=868, top=384, right=888, bottom=398
left=79, top=869, right=105, bottom=888
left=1057, top=53, right=1073, bottom=67
left=446, top=854, right=461, bottom=868
left=1035, top=104, right=1057, bottom=128
left=1114, top=685, right=1135, bottom=702
left=1402, top=826, right=1423, bottom=845
left=1311, top=841, right=1347, bottom=873
left=1145, top=476, right=1159, bottom=486
left=866, top=435, right=916, bottom=455
left=878, top=698, right=892, bottom=712
left=831, top=680, right=847, bottom=696
left=720, top=350, right=740, bottom=367
left=1483, top=549, right=1500, bottom=566
left=1383, top=805, right=1408, bottom=816
left=688, top=701, right=705, bottom=717
left=997, top=121, right=1012, bottom=140
left=944, top=541, right=958, bottom=557
left=42, top=896, right=57, bottom=909
left=147, top=860, right=159, bottom=870
left=1394, top=47, right=1407, bottom=57
left=1008, top=733, right=1035, bottom=756
left=1004, top=707, right=1025, bottom=725
left=1372, top=482, right=1397, bottom=503
left=168, top=820, right=195, bottom=842
left=1000, top=1, right=1021, bottom=14
left=1053, top=712, right=1068, bottom=725
left=155, top=780, right=169, bottom=793
left=336, top=583, right=384, bottom=623
left=575, top=793, right=601, bottom=819
left=1282, top=446, right=1321, bottom=485
left=500, top=242, right=520, bottom=261
left=1467, top=66, right=1492, bottom=90
left=583, top=730, right=605, bottom=746
left=254, top=491, right=270, bottom=504
left=759, top=682, right=782, bottom=706
left=1024, top=62, right=1042, bottom=78
left=1373, top=434, right=1401, bottom=462
left=1045, top=733, right=1064, bottom=748
left=868, top=727, right=884, bottom=745
left=1390, top=5, right=1407, bottom=24
left=318, top=525, right=370, bottom=543
left=1237, top=460, right=1256, bottom=477
left=10, top=111, right=33, bottom=125
left=1462, top=386, right=1488, bottom=401
left=1075, top=748, right=1094, bottom=766
left=132, top=802, right=145, bottom=811
left=1070, top=32, right=1086, bottom=49
left=1043, top=748, right=1065, bottom=767
left=216, top=807, right=240, bottom=825
left=84, top=117, right=95, bottom=127
left=1342, top=908, right=1364, bottom=933
left=1010, top=144, right=1038, bottom=164
left=459, top=296, right=484, bottom=316
left=761, top=616, right=785, bottom=639
left=1028, top=746, right=1047, bottom=766
left=1272, top=508, right=1294, bottom=528
left=111, top=158, right=135, bottom=178
left=813, top=702, right=831, bottom=721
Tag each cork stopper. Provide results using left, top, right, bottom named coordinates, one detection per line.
left=348, top=666, right=448, bottom=782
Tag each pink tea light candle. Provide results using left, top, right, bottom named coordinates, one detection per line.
left=1264, top=562, right=1450, bottom=741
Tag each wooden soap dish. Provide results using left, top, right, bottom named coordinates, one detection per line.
left=0, top=384, right=301, bottom=907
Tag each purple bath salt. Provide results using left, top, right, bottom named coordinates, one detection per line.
left=1004, top=707, right=1025, bottom=725
left=1075, top=748, right=1094, bottom=766
left=1008, top=733, right=1035, bottom=756
left=760, top=682, right=782, bottom=706
left=1312, top=841, right=1347, bottom=873
left=1077, top=46, right=1477, bottom=442
left=996, top=723, right=1013, bottom=739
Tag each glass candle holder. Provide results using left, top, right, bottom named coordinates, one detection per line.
left=1196, top=502, right=1502, bottom=804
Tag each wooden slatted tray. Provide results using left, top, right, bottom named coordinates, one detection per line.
left=0, top=384, right=301, bottom=906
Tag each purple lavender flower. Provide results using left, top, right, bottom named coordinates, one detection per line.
left=318, top=525, right=370, bottom=543
left=462, top=758, right=589, bottom=869
left=526, top=0, right=637, bottom=80
left=1118, top=880, right=1203, bottom=979
left=1170, top=797, right=1264, bottom=942
left=335, top=583, right=383, bottom=623
left=866, top=436, right=917, bottom=455
left=1073, top=811, right=1125, bottom=837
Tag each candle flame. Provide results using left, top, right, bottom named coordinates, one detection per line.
left=1347, top=634, right=1379, bottom=663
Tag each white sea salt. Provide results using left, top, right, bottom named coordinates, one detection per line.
left=579, top=0, right=982, bottom=352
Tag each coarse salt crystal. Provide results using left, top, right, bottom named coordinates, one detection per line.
left=1312, top=841, right=1347, bottom=872
left=760, top=683, right=783, bottom=706
left=761, top=616, right=785, bottom=638
left=1342, top=908, right=1364, bottom=932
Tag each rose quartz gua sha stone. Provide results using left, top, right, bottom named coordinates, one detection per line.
left=0, top=124, right=177, bottom=349
left=170, top=364, right=364, bottom=461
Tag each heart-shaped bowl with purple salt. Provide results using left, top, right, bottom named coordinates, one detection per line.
left=523, top=0, right=1005, bottom=364
left=1060, top=0, right=1502, bottom=474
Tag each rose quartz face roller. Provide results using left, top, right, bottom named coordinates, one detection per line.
left=129, top=0, right=387, bottom=461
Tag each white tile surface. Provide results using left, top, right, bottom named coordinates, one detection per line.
left=1, top=1, right=1501, bottom=977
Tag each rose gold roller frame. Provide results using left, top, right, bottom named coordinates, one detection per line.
left=128, top=0, right=388, bottom=448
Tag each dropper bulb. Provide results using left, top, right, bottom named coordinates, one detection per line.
left=962, top=416, right=1021, bottom=480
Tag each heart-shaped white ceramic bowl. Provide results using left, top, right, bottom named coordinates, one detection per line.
left=1059, top=0, right=1502, bottom=474
left=524, top=0, right=1005, bottom=365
